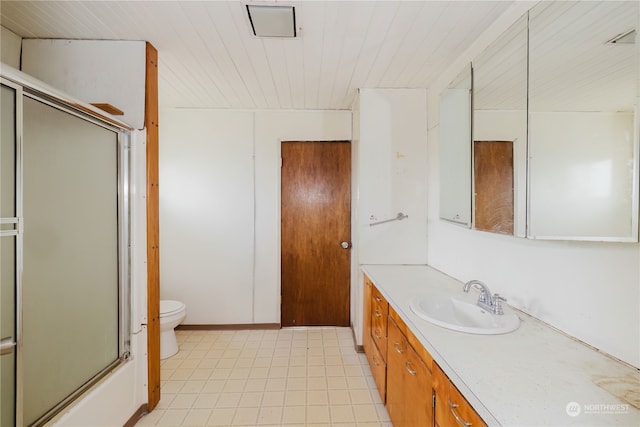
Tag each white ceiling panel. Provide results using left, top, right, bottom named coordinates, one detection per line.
left=0, top=0, right=515, bottom=110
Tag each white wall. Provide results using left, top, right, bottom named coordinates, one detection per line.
left=352, top=88, right=429, bottom=345
left=21, top=39, right=147, bottom=129
left=427, top=3, right=640, bottom=367
left=1, top=26, right=21, bottom=68
left=159, top=108, right=351, bottom=325
left=357, top=89, right=428, bottom=265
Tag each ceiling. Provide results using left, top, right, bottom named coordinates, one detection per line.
left=0, top=0, right=514, bottom=110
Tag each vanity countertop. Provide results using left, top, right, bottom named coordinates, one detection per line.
left=362, top=264, right=640, bottom=426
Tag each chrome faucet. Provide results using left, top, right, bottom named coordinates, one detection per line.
left=462, top=280, right=506, bottom=315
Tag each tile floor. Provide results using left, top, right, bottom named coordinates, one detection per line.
left=135, top=327, right=391, bottom=426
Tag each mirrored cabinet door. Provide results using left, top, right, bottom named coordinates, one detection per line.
left=472, top=15, right=528, bottom=237
left=439, top=0, right=639, bottom=243
left=527, top=1, right=639, bottom=241
left=439, top=65, right=472, bottom=227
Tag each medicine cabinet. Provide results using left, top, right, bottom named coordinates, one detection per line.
left=439, top=0, right=639, bottom=242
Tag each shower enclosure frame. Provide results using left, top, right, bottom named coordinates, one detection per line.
left=1, top=68, right=135, bottom=426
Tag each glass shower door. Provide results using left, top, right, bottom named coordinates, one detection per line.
left=1, top=82, right=18, bottom=427
left=21, top=96, right=121, bottom=425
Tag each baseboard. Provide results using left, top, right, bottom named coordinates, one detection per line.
left=123, top=404, right=148, bottom=427
left=176, top=323, right=281, bottom=331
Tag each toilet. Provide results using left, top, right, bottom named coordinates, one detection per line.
left=159, top=300, right=186, bottom=359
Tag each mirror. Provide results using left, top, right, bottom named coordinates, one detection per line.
left=439, top=65, right=472, bottom=226
left=472, top=15, right=528, bottom=237
left=528, top=1, right=639, bottom=241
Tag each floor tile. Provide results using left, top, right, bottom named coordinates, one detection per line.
left=181, top=408, right=211, bottom=426
left=137, top=327, right=389, bottom=426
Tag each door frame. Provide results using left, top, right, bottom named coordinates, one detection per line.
left=1, top=77, right=23, bottom=427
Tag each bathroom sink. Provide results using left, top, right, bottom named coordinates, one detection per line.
left=409, top=295, right=520, bottom=334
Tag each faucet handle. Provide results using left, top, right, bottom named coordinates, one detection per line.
left=477, top=288, right=489, bottom=303
left=493, top=294, right=506, bottom=315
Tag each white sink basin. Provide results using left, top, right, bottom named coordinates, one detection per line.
left=409, top=295, right=520, bottom=335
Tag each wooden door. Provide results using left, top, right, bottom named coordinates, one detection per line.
left=281, top=141, right=351, bottom=327
left=474, top=141, right=514, bottom=234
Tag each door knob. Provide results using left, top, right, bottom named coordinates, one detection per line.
left=340, top=241, right=351, bottom=249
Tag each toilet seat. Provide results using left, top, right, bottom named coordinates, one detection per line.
left=160, top=300, right=185, bottom=317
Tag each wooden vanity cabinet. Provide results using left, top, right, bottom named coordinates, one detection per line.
left=434, top=363, right=487, bottom=427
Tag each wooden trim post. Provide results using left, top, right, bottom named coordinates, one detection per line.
left=145, top=42, right=161, bottom=411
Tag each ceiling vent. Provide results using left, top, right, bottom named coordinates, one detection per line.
left=246, top=5, right=296, bottom=38
left=606, top=29, right=636, bottom=45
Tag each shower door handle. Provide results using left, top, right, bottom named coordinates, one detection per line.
left=0, top=337, right=16, bottom=355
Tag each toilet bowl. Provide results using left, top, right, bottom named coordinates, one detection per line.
left=159, top=300, right=186, bottom=359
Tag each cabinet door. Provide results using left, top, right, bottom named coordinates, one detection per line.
left=447, top=380, right=487, bottom=427
left=404, top=340, right=432, bottom=426
left=433, top=364, right=450, bottom=427
left=387, top=319, right=407, bottom=424
left=434, top=363, right=486, bottom=427
left=365, top=336, right=387, bottom=403
left=388, top=318, right=434, bottom=427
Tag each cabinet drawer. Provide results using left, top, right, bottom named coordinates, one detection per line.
left=371, top=305, right=387, bottom=360
left=372, top=287, right=389, bottom=316
left=365, top=336, right=387, bottom=403
left=390, top=306, right=433, bottom=372
left=370, top=286, right=389, bottom=359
